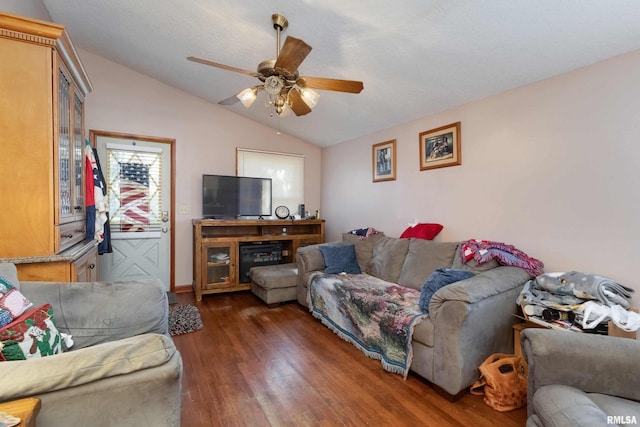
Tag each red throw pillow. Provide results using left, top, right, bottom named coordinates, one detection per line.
left=399, top=223, right=443, bottom=240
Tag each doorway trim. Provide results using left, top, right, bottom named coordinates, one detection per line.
left=89, top=129, right=176, bottom=292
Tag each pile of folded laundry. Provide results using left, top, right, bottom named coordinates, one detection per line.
left=516, top=271, right=639, bottom=334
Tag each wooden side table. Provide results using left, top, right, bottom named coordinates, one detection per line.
left=0, top=398, right=41, bottom=427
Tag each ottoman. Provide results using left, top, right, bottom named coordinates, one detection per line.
left=249, top=263, right=299, bottom=307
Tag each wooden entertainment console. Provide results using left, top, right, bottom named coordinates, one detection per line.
left=192, top=219, right=325, bottom=301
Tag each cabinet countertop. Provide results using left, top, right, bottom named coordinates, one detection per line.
left=0, top=240, right=98, bottom=264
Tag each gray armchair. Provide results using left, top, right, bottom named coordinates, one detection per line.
left=0, top=263, right=182, bottom=426
left=521, top=328, right=640, bottom=427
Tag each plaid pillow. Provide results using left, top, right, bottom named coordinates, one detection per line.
left=0, top=310, right=11, bottom=328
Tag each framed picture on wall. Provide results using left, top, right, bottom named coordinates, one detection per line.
left=419, top=122, right=461, bottom=170
left=372, top=139, right=396, bottom=182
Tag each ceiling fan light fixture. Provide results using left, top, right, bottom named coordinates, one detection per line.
left=278, top=100, right=293, bottom=117
left=264, top=75, right=284, bottom=95
left=299, top=87, right=320, bottom=108
left=274, top=94, right=288, bottom=115
left=237, top=87, right=257, bottom=108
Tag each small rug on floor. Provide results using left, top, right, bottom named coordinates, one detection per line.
left=168, top=304, right=203, bottom=336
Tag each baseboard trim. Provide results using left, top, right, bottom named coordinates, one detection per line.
left=175, top=284, right=193, bottom=294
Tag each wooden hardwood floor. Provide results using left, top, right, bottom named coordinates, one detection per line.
left=172, top=291, right=527, bottom=426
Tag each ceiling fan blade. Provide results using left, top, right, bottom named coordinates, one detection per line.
left=297, top=76, right=364, bottom=93
left=274, top=36, right=312, bottom=73
left=288, top=88, right=312, bottom=116
left=187, top=56, right=261, bottom=78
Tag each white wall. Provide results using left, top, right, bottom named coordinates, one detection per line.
left=4, top=1, right=639, bottom=310
left=322, top=48, right=640, bottom=308
left=80, top=50, right=322, bottom=287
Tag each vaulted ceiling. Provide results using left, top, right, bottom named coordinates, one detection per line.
left=42, top=0, right=640, bottom=147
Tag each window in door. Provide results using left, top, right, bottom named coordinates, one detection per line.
left=105, top=144, right=163, bottom=236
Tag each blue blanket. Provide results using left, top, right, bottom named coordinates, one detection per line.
left=418, top=268, right=475, bottom=313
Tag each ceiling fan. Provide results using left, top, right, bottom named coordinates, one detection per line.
left=187, top=13, right=363, bottom=117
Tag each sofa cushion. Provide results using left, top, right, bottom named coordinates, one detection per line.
left=412, top=316, right=435, bottom=347
left=0, top=333, right=176, bottom=401
left=342, top=232, right=386, bottom=274
left=397, top=240, right=459, bottom=290
left=532, top=385, right=609, bottom=427
left=399, top=223, right=443, bottom=240
left=319, top=244, right=362, bottom=274
left=588, top=393, right=640, bottom=420
left=250, top=263, right=298, bottom=290
left=368, top=236, right=410, bottom=283
left=20, top=278, right=169, bottom=350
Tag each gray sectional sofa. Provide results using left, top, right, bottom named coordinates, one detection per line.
left=522, top=328, right=640, bottom=427
left=296, top=233, right=531, bottom=398
left=0, top=262, right=182, bottom=426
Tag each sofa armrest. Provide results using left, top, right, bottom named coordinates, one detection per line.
left=0, top=333, right=178, bottom=402
left=296, top=242, right=340, bottom=306
left=19, top=278, right=169, bottom=349
left=429, top=266, right=530, bottom=395
left=429, top=266, right=530, bottom=319
left=521, top=328, right=640, bottom=411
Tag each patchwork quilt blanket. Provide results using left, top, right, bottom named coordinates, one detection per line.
left=308, top=272, right=426, bottom=378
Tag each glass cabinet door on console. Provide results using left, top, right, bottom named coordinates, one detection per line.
left=202, top=242, right=237, bottom=290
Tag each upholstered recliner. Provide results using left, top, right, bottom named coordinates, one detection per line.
left=521, top=328, right=640, bottom=427
left=0, top=263, right=182, bottom=426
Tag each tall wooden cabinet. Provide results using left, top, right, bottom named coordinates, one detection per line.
left=0, top=12, right=96, bottom=281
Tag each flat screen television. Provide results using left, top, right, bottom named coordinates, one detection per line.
left=202, top=174, right=272, bottom=219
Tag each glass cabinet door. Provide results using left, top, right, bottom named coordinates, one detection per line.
left=72, top=92, right=85, bottom=219
left=58, top=68, right=72, bottom=221
left=202, top=242, right=236, bottom=289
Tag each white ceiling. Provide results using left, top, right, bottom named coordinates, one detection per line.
left=42, top=0, right=640, bottom=147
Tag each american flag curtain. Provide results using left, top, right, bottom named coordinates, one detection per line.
left=119, top=162, right=151, bottom=232
left=106, top=145, right=162, bottom=234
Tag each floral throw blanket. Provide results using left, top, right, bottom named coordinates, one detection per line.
left=308, top=272, right=427, bottom=378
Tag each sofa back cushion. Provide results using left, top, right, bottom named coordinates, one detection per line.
left=368, top=236, right=410, bottom=283
left=342, top=232, right=385, bottom=274
left=397, top=239, right=459, bottom=290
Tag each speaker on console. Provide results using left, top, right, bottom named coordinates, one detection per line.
left=298, top=204, right=305, bottom=218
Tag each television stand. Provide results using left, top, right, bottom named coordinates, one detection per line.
left=192, top=218, right=325, bottom=301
